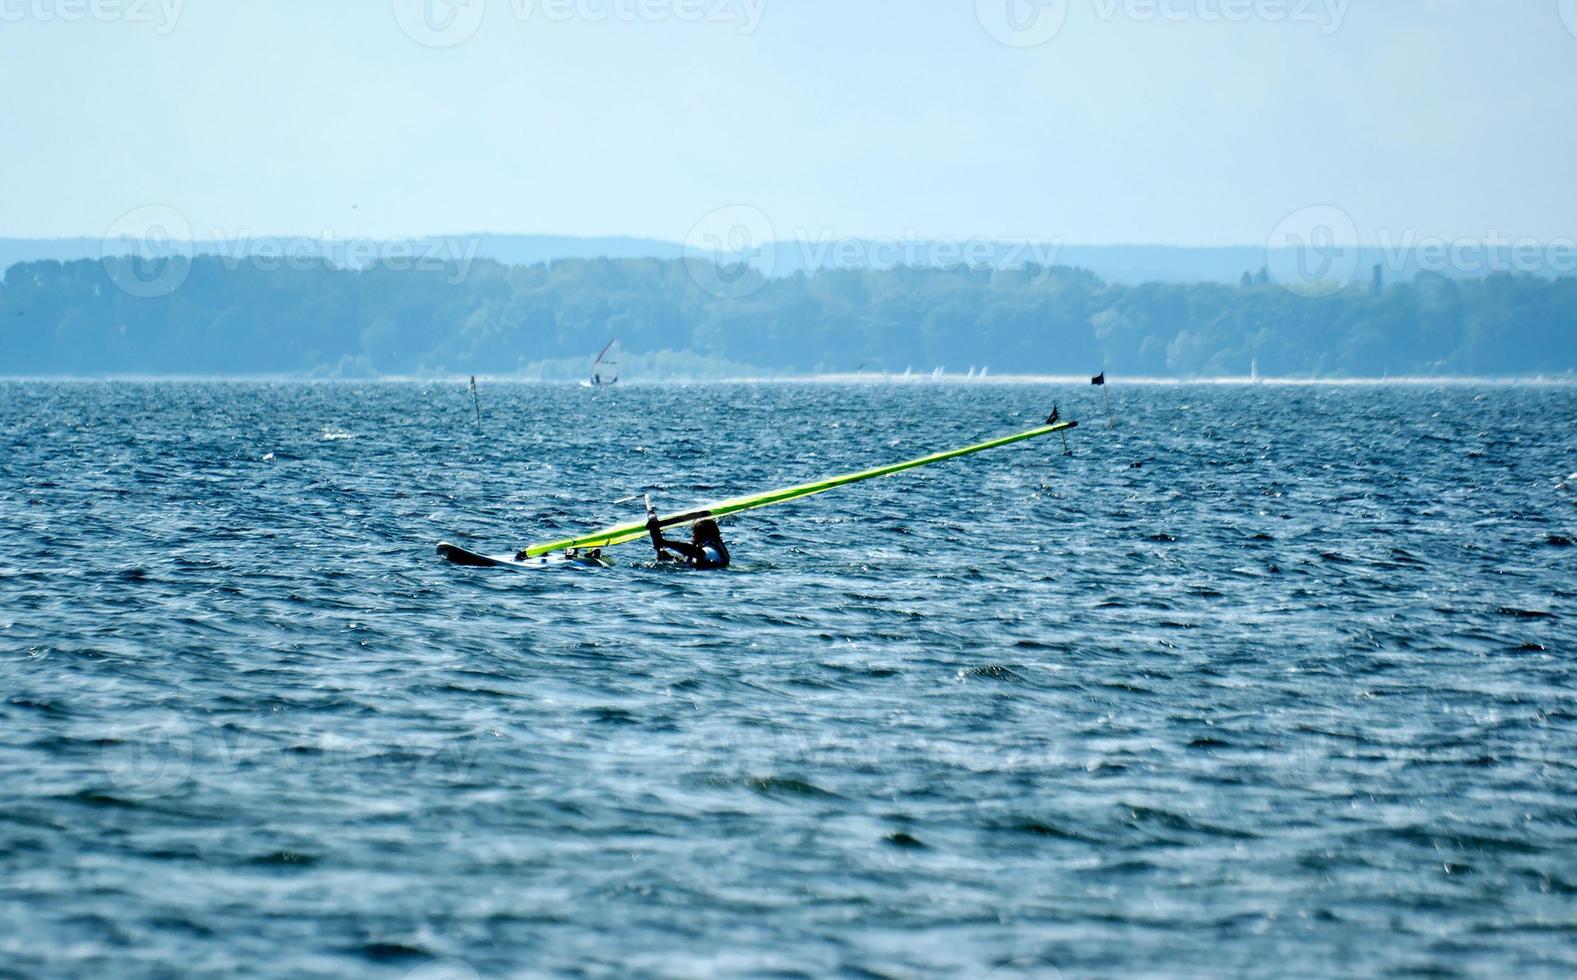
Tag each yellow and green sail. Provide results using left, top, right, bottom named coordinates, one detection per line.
left=521, top=418, right=1078, bottom=558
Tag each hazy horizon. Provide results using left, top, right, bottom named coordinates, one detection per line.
left=3, top=2, right=1575, bottom=249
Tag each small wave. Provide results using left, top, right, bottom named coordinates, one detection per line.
left=883, top=831, right=926, bottom=849
left=1188, top=737, right=1232, bottom=749
left=984, top=818, right=1102, bottom=844
left=244, top=850, right=319, bottom=868
left=1496, top=607, right=1555, bottom=620
left=741, top=776, right=839, bottom=798
left=958, top=665, right=1026, bottom=683
left=357, top=942, right=435, bottom=963
left=1122, top=804, right=1259, bottom=840
left=54, top=788, right=146, bottom=810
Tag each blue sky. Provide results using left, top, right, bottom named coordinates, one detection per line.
left=2, top=0, right=1574, bottom=246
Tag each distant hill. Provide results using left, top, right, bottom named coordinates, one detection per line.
left=7, top=235, right=1571, bottom=287
left=0, top=234, right=684, bottom=277
left=3, top=255, right=1573, bottom=379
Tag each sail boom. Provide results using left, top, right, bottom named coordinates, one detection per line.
left=521, top=419, right=1077, bottom=557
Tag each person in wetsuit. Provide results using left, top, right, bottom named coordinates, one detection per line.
left=646, top=517, right=730, bottom=569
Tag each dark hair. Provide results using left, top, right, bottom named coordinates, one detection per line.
left=691, top=519, right=722, bottom=546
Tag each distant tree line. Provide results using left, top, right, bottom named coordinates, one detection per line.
left=2, top=256, right=1573, bottom=377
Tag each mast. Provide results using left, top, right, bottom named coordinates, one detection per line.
left=590, top=339, right=619, bottom=386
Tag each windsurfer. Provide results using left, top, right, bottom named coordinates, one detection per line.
left=646, top=517, right=730, bottom=569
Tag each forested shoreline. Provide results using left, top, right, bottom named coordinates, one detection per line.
left=3, top=256, right=1573, bottom=378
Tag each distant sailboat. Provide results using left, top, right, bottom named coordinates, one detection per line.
left=581, top=339, right=620, bottom=387
left=1250, top=358, right=1260, bottom=384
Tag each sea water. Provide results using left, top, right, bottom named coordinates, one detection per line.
left=1, top=381, right=1574, bottom=978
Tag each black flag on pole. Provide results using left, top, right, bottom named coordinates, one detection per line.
left=1093, top=371, right=1114, bottom=428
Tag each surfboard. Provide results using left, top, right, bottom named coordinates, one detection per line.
left=436, top=542, right=610, bottom=570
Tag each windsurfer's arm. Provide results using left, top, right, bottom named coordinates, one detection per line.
left=646, top=517, right=704, bottom=563
left=646, top=516, right=668, bottom=558
left=661, top=540, right=707, bottom=562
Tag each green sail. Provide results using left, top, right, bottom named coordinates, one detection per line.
left=521, top=419, right=1078, bottom=557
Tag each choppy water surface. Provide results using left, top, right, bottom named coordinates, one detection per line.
left=2, top=381, right=1575, bottom=979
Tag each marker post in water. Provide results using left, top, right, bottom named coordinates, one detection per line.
left=469, top=376, right=481, bottom=428
left=1092, top=372, right=1114, bottom=429
left=1049, top=404, right=1072, bottom=455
